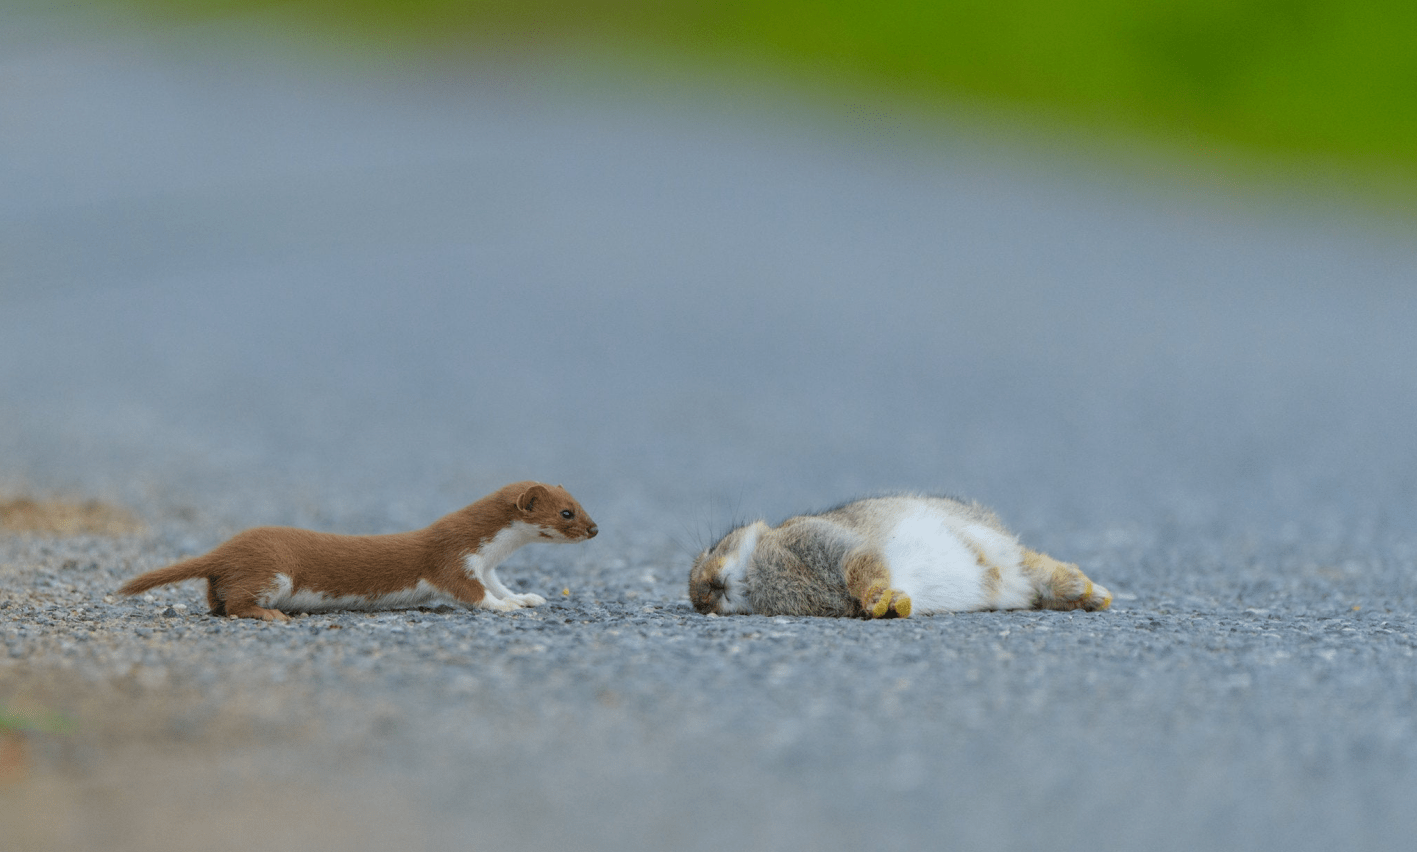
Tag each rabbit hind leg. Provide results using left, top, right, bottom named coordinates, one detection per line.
left=1021, top=549, right=1112, bottom=611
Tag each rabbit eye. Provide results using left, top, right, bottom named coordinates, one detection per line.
left=560, top=509, right=574, bottom=519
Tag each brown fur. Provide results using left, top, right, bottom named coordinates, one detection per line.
left=119, top=482, right=596, bottom=620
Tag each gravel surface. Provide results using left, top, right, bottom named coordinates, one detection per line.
left=3, top=13, right=1417, bottom=852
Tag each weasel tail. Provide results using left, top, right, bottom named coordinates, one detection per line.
left=119, top=555, right=217, bottom=596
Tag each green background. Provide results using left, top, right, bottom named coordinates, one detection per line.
left=72, top=1, right=1417, bottom=192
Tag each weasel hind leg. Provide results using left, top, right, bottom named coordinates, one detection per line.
left=843, top=548, right=912, bottom=618
left=1021, top=549, right=1111, bottom=611
left=217, top=585, right=291, bottom=622
left=222, top=600, right=291, bottom=622
left=205, top=581, right=228, bottom=617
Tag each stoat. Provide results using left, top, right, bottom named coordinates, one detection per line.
left=689, top=494, right=1110, bottom=618
left=120, top=481, right=597, bottom=621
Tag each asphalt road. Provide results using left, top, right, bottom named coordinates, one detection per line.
left=3, top=12, right=1417, bottom=852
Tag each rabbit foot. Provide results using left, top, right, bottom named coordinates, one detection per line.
left=1043, top=577, right=1113, bottom=611
left=1076, top=580, right=1112, bottom=611
left=1023, top=550, right=1112, bottom=612
left=863, top=581, right=912, bottom=619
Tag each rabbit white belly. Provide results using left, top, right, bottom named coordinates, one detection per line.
left=882, top=503, right=1035, bottom=613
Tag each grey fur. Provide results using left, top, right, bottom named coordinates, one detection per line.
left=744, top=517, right=863, bottom=617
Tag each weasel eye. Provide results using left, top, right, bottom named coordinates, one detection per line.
left=561, top=509, right=574, bottom=519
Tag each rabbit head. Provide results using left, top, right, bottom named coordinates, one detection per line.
left=688, top=520, right=768, bottom=615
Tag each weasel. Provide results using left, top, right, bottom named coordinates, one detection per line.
left=120, top=481, right=597, bottom=621
left=689, top=494, right=1111, bottom=618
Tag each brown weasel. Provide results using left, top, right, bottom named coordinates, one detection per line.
left=119, top=481, right=597, bottom=621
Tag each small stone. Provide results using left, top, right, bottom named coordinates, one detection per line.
left=161, top=606, right=178, bottom=617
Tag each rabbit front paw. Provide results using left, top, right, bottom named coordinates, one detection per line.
left=863, top=581, right=912, bottom=619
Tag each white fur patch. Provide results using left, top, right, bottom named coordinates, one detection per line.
left=716, top=523, right=762, bottom=614
left=257, top=575, right=456, bottom=613
left=882, top=505, right=1032, bottom=613
left=463, top=521, right=546, bottom=610
left=960, top=521, right=1034, bottom=608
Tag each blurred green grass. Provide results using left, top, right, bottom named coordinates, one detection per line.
left=111, top=2, right=1417, bottom=182
left=0, top=707, right=73, bottom=736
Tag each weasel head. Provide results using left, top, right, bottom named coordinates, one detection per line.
left=514, top=482, right=598, bottom=542
left=688, top=520, right=767, bottom=615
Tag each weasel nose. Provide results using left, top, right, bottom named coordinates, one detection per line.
left=587, top=524, right=599, bottom=538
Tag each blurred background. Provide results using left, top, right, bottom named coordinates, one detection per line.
left=4, top=0, right=1416, bottom=532
left=4, top=0, right=1416, bottom=530
left=39, top=0, right=1417, bottom=188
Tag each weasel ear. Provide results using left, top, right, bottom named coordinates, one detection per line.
left=516, top=484, right=550, bottom=513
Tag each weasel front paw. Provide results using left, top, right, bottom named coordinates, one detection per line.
left=511, top=593, right=546, bottom=607
left=476, top=595, right=519, bottom=613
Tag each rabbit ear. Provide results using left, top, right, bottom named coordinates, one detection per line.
left=516, top=484, right=550, bottom=513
